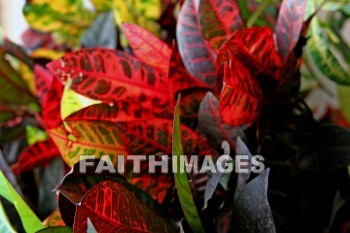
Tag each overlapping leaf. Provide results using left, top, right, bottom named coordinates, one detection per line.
left=58, top=159, right=173, bottom=207
left=34, top=65, right=54, bottom=99
left=0, top=170, right=44, bottom=232
left=3, top=38, right=34, bottom=69
left=198, top=92, right=245, bottom=151
left=0, top=48, right=36, bottom=105
left=81, top=12, right=116, bottom=49
left=168, top=45, right=210, bottom=97
left=275, top=0, right=307, bottom=62
left=42, top=77, right=64, bottom=129
left=233, top=169, right=276, bottom=232
left=23, top=0, right=96, bottom=47
left=172, top=97, right=205, bottom=233
left=307, top=1, right=350, bottom=85
left=43, top=209, right=65, bottom=227
left=66, top=102, right=155, bottom=122
left=74, top=180, right=177, bottom=232
left=199, top=0, right=243, bottom=51
left=47, top=49, right=171, bottom=113
left=116, top=118, right=210, bottom=155
left=122, top=23, right=172, bottom=74
left=12, top=138, right=60, bottom=175
left=218, top=27, right=282, bottom=126
left=114, top=0, right=162, bottom=40
left=176, top=0, right=217, bottom=87
left=48, top=119, right=127, bottom=166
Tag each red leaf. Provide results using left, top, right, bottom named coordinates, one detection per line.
left=122, top=23, right=172, bottom=75
left=21, top=28, right=67, bottom=51
left=198, top=92, right=245, bottom=150
left=42, top=76, right=64, bottom=129
left=116, top=118, right=207, bottom=155
left=131, top=175, right=173, bottom=203
left=74, top=180, right=177, bottom=233
left=219, top=84, right=260, bottom=126
left=47, top=49, right=171, bottom=113
left=176, top=0, right=217, bottom=87
left=275, top=0, right=307, bottom=62
left=13, top=138, right=60, bottom=175
left=199, top=0, right=243, bottom=51
left=66, top=102, right=156, bottom=122
left=34, top=65, right=53, bottom=98
left=3, top=38, right=35, bottom=69
left=218, top=27, right=282, bottom=81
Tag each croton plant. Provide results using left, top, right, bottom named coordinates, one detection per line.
left=1, top=0, right=350, bottom=232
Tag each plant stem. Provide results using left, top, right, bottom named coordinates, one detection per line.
left=247, top=0, right=272, bottom=28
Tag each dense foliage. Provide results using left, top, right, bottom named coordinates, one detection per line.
left=1, top=0, right=350, bottom=232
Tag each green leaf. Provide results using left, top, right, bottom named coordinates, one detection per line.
left=26, top=125, right=48, bottom=146
left=307, top=1, right=350, bottom=85
left=0, top=200, right=16, bottom=233
left=172, top=96, right=205, bottom=233
left=0, top=170, right=44, bottom=232
left=339, top=85, right=350, bottom=122
left=0, top=48, right=36, bottom=105
left=36, top=226, right=73, bottom=233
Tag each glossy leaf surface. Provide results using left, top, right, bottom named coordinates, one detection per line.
left=173, top=97, right=205, bottom=233
left=275, top=0, right=307, bottom=62
left=176, top=0, right=217, bottom=87
left=199, top=0, right=243, bottom=50
left=47, top=49, right=171, bottom=113
left=74, top=180, right=177, bottom=233
left=122, top=23, right=171, bottom=75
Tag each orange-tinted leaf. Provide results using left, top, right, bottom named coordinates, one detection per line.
left=219, top=84, right=260, bottom=126
left=122, top=23, right=172, bottom=75
left=43, top=209, right=65, bottom=227
left=13, top=138, right=60, bottom=175
left=47, top=49, right=171, bottom=113
left=199, top=0, right=243, bottom=51
left=48, top=119, right=127, bottom=167
left=74, top=180, right=178, bottom=233
left=275, top=0, right=307, bottom=62
left=176, top=0, right=217, bottom=87
left=199, top=92, right=245, bottom=150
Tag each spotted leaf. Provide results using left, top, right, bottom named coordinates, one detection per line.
left=199, top=0, right=243, bottom=51
left=47, top=49, right=171, bottom=113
